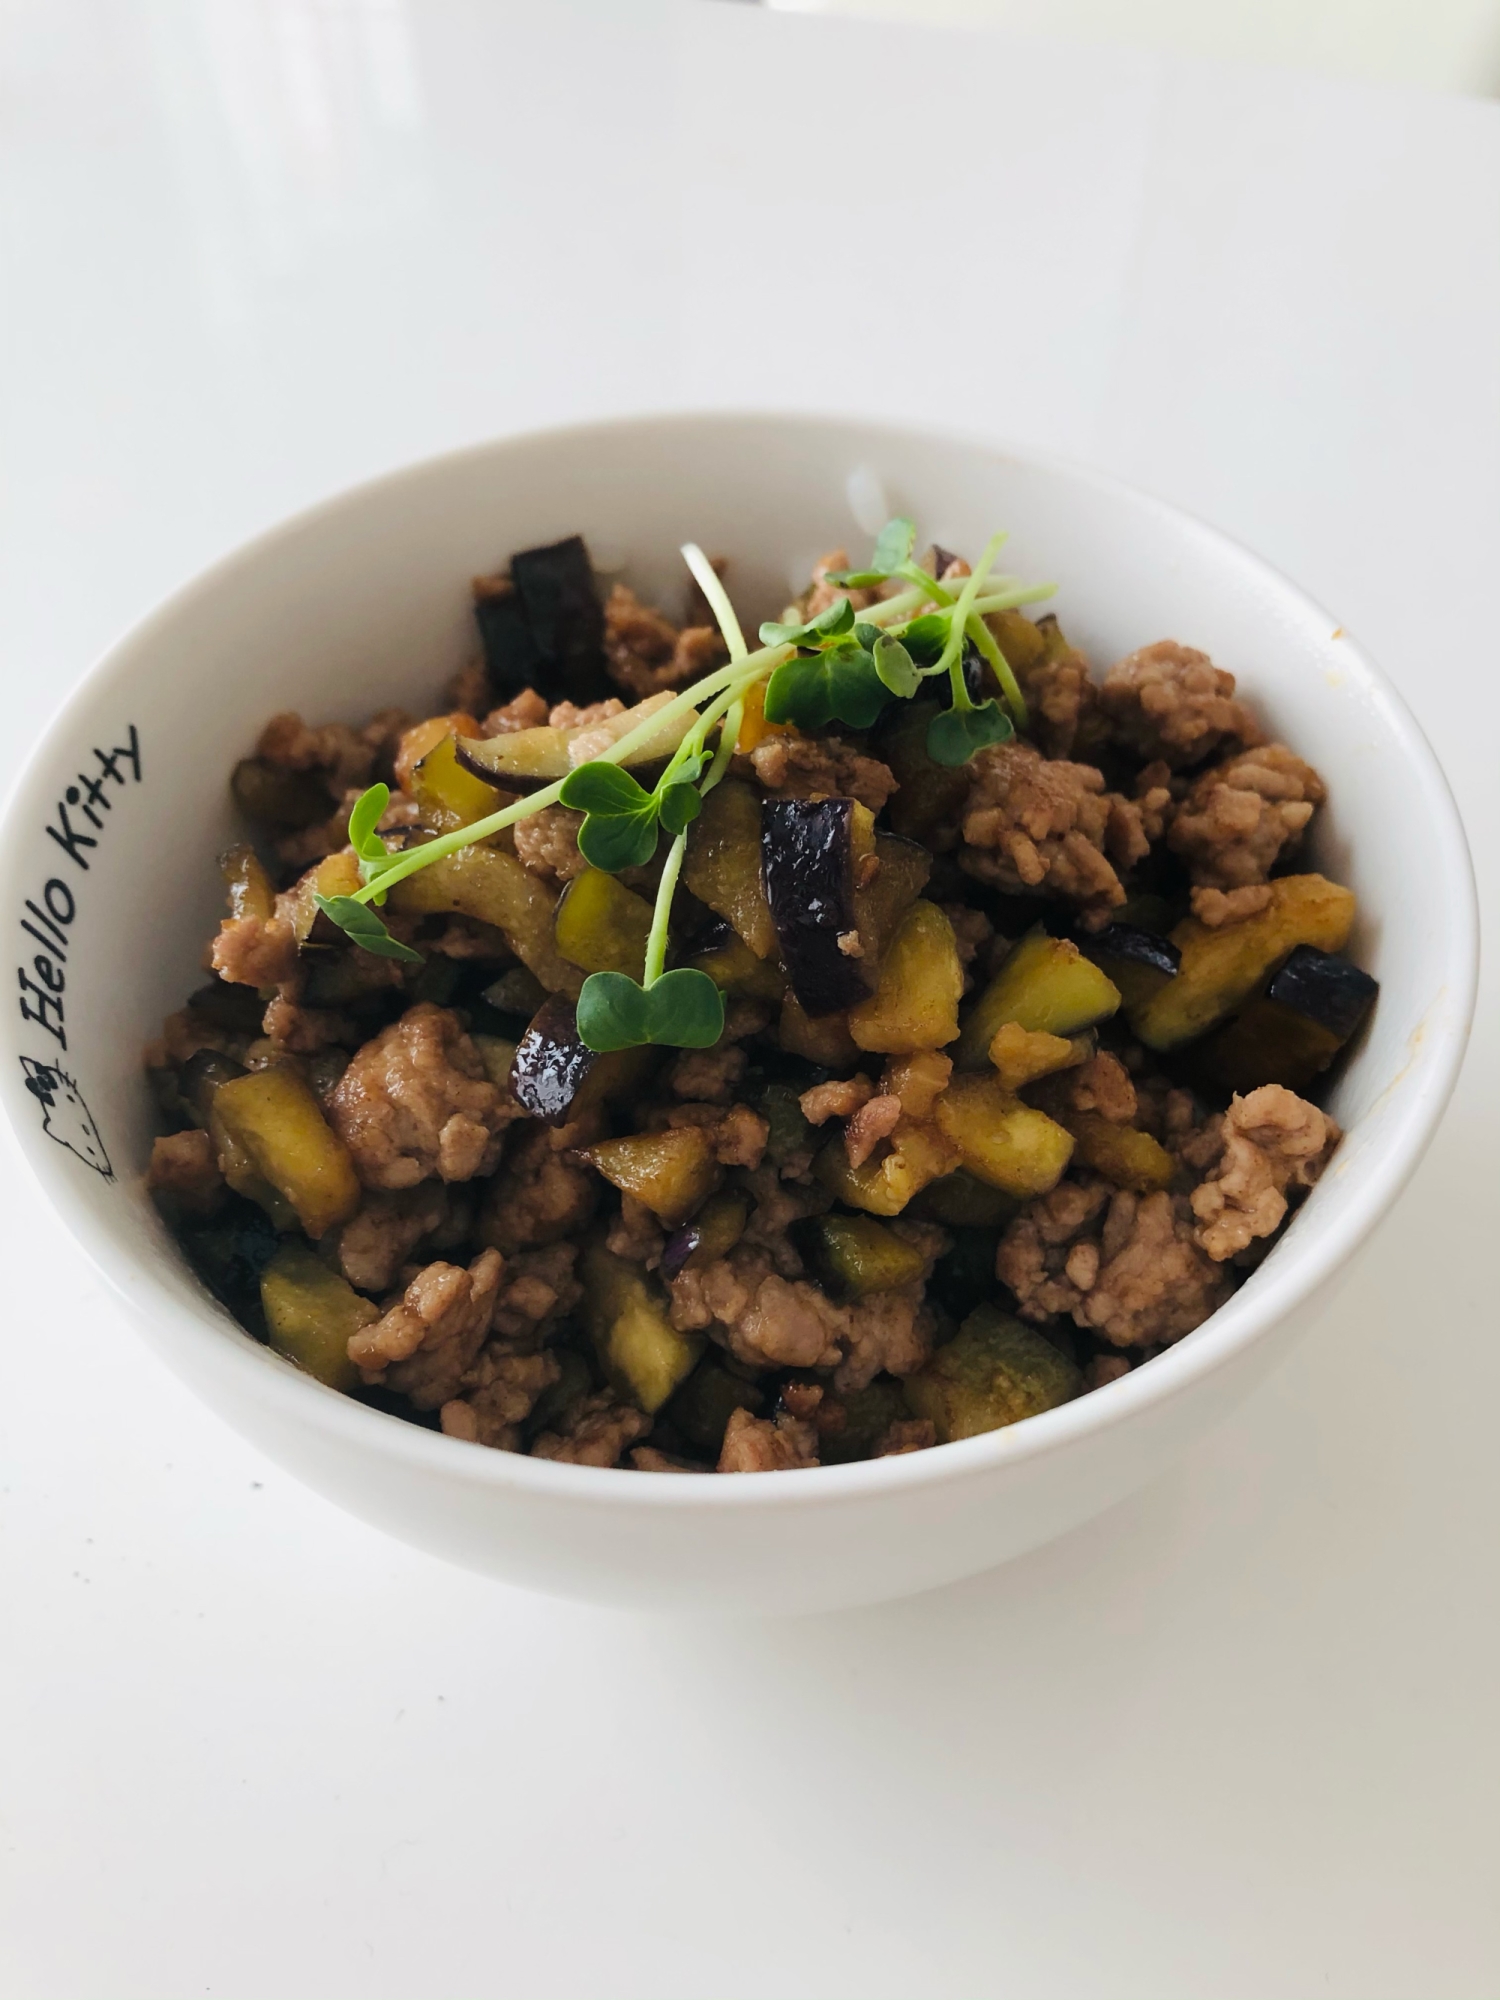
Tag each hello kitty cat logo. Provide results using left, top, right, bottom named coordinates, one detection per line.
left=20, top=1057, right=113, bottom=1179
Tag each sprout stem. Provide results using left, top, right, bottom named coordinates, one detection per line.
left=644, top=831, right=688, bottom=986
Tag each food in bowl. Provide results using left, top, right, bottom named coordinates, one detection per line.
left=142, top=516, right=1376, bottom=1474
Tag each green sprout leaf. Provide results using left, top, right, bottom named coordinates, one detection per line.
left=900, top=613, right=951, bottom=668
left=561, top=760, right=660, bottom=872
left=825, top=516, right=917, bottom=587
left=873, top=632, right=921, bottom=699
left=763, top=642, right=890, bottom=732
left=657, top=778, right=704, bottom=836
left=312, top=893, right=424, bottom=963
left=347, top=783, right=391, bottom=861
left=575, top=966, right=726, bottom=1052
left=758, top=596, right=856, bottom=649
left=925, top=699, right=1014, bottom=767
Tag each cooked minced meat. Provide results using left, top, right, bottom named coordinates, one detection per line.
left=151, top=527, right=1369, bottom=1473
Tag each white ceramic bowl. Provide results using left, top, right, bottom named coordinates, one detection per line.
left=0, top=414, right=1477, bottom=1614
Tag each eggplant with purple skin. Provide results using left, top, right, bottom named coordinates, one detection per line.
left=1196, top=944, right=1378, bottom=1092
left=473, top=535, right=610, bottom=705
left=761, top=797, right=876, bottom=1016
left=509, top=994, right=598, bottom=1124
left=1076, top=924, right=1181, bottom=1014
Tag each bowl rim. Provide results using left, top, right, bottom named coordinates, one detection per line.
left=1, top=407, right=1480, bottom=1510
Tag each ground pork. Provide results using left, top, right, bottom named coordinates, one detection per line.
left=606, top=1193, right=665, bottom=1268
left=940, top=903, right=995, bottom=985
left=146, top=1129, right=225, bottom=1217
left=670, top=1045, right=748, bottom=1105
left=477, top=1122, right=598, bottom=1251
left=333, top=1183, right=452, bottom=1292
left=1169, top=744, right=1326, bottom=889
left=444, top=657, right=492, bottom=717
left=603, top=582, right=725, bottom=697
left=1190, top=884, right=1275, bottom=928
left=489, top=1243, right=583, bottom=1348
left=255, top=710, right=378, bottom=796
left=513, top=805, right=589, bottom=885
left=1190, top=1085, right=1340, bottom=1261
left=440, top=1347, right=562, bottom=1450
left=666, top=1237, right=936, bottom=1390
left=327, top=1002, right=522, bottom=1190
left=800, top=1074, right=875, bottom=1126
left=531, top=1392, right=650, bottom=1467
left=960, top=743, right=1152, bottom=925
left=736, top=1164, right=832, bottom=1277
left=210, top=914, right=301, bottom=989
left=350, top=1248, right=504, bottom=1407
left=547, top=697, right=625, bottom=732
left=1084, top=1354, right=1131, bottom=1391
left=791, top=549, right=881, bottom=623
left=718, top=1406, right=820, bottom=1473
left=747, top=735, right=898, bottom=816
left=878, top=1418, right=938, bottom=1456
left=1012, top=619, right=1098, bottom=761
left=1040, top=1051, right=1137, bottom=1125
left=998, top=1179, right=1230, bottom=1347
left=146, top=1007, right=244, bottom=1070
left=845, top=1094, right=902, bottom=1169
left=260, top=993, right=359, bottom=1054
left=631, top=1446, right=705, bottom=1473
left=480, top=687, right=549, bottom=735
left=1098, top=641, right=1263, bottom=771
left=274, top=786, right=420, bottom=870
left=668, top=1245, right=845, bottom=1370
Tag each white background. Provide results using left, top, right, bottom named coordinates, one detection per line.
left=2, top=4, right=1497, bottom=1995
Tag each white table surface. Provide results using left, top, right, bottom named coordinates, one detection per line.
left=2, top=5, right=1497, bottom=1996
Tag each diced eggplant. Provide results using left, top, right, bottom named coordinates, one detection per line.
left=756, top=1082, right=814, bottom=1169
left=1267, top=944, right=1378, bottom=1039
left=660, top=1193, right=749, bottom=1277
left=1130, top=874, right=1356, bottom=1051
left=905, top=1304, right=1081, bottom=1442
left=817, top=1119, right=958, bottom=1218
left=778, top=994, right=859, bottom=1066
left=986, top=1021, right=1087, bottom=1090
left=509, top=994, right=598, bottom=1123
left=683, top=779, right=779, bottom=959
left=929, top=1226, right=1003, bottom=1323
left=211, top=1064, right=363, bottom=1239
left=219, top=843, right=276, bottom=921
left=1058, top=1113, right=1175, bottom=1193
left=579, top=1241, right=703, bottom=1412
left=179, top=1199, right=281, bottom=1328
left=231, top=757, right=330, bottom=830
left=185, top=979, right=266, bottom=1035
left=983, top=605, right=1048, bottom=676
left=666, top=1358, right=766, bottom=1456
left=848, top=900, right=964, bottom=1053
left=511, top=535, right=609, bottom=704
left=932, top=1074, right=1075, bottom=1197
left=853, top=833, right=932, bottom=964
left=954, top=929, right=1121, bottom=1068
left=799, top=1214, right=928, bottom=1300
left=819, top=1378, right=913, bottom=1464
left=761, top=796, right=877, bottom=1015
left=287, top=849, right=363, bottom=946
left=179, top=1049, right=299, bottom=1232
left=1196, top=944, right=1378, bottom=1092
left=1076, top=924, right=1181, bottom=1014
left=469, top=1034, right=518, bottom=1090
left=581, top=1127, right=720, bottom=1229
left=879, top=699, right=971, bottom=846
left=456, top=690, right=689, bottom=789
left=554, top=867, right=653, bottom=979
left=910, top=1171, right=1019, bottom=1231
left=483, top=966, right=549, bottom=1021
left=259, top=1240, right=377, bottom=1392
left=474, top=536, right=609, bottom=705
left=411, top=733, right=510, bottom=835
left=389, top=844, right=582, bottom=997
left=689, top=931, right=787, bottom=1004
left=523, top=1345, right=595, bottom=1438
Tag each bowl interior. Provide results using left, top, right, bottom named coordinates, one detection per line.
left=1, top=413, right=1475, bottom=1462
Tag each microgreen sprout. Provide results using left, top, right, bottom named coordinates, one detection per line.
left=310, top=516, right=1056, bottom=1047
